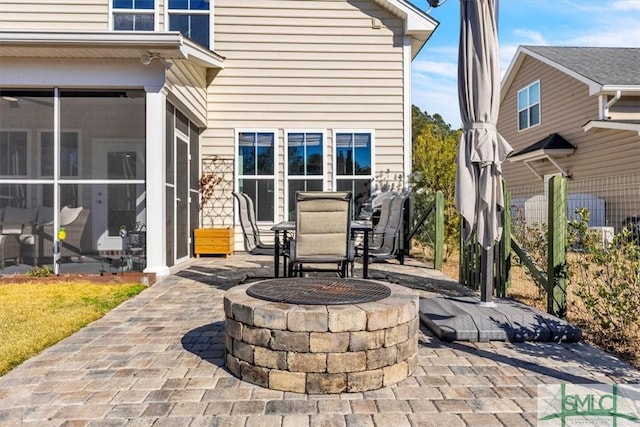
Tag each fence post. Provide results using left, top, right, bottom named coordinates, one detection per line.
left=434, top=191, right=444, bottom=270
left=547, top=175, right=567, bottom=318
left=494, top=188, right=511, bottom=298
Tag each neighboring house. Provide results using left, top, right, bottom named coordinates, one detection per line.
left=498, top=46, right=640, bottom=231
left=0, top=1, right=437, bottom=275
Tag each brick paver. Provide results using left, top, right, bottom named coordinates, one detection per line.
left=1, top=255, right=639, bottom=426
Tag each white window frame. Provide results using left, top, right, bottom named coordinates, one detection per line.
left=110, top=0, right=159, bottom=31
left=165, top=0, right=214, bottom=50
left=235, top=129, right=278, bottom=224
left=0, top=129, right=29, bottom=179
left=517, top=80, right=541, bottom=131
left=332, top=129, right=375, bottom=216
left=284, top=129, right=327, bottom=219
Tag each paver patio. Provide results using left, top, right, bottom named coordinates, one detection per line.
left=1, top=255, right=639, bottom=426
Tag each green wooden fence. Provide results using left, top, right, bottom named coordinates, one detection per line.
left=406, top=191, right=444, bottom=270
left=459, top=176, right=568, bottom=317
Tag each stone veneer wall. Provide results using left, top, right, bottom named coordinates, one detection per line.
left=223, top=281, right=419, bottom=394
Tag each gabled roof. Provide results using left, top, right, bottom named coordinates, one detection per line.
left=510, top=133, right=576, bottom=159
left=508, top=133, right=576, bottom=180
left=501, top=46, right=640, bottom=100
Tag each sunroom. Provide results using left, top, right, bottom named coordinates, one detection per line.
left=0, top=31, right=223, bottom=276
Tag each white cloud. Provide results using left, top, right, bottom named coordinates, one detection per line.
left=611, top=0, right=640, bottom=11
left=512, top=29, right=547, bottom=46
left=411, top=71, right=461, bottom=128
left=412, top=60, right=458, bottom=77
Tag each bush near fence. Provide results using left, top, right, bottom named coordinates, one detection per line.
left=506, top=174, right=640, bottom=368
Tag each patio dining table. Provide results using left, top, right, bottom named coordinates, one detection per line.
left=271, top=220, right=373, bottom=279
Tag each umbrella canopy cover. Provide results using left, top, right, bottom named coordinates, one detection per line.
left=455, top=0, right=513, bottom=250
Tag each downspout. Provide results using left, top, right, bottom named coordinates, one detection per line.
left=603, top=90, right=621, bottom=119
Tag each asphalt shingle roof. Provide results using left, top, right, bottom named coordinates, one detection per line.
left=523, top=46, right=640, bottom=86
left=510, top=133, right=576, bottom=158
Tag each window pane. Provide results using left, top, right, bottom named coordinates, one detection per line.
left=189, top=14, right=210, bottom=48
left=306, top=133, right=323, bottom=175
left=336, top=133, right=353, bottom=175
left=169, top=0, right=188, bottom=9
left=239, top=179, right=274, bottom=222
left=239, top=133, right=256, bottom=175
left=42, top=132, right=79, bottom=177
left=256, top=133, right=274, bottom=175
left=190, top=0, right=209, bottom=10
left=354, top=133, right=371, bottom=175
left=134, top=14, right=154, bottom=30
left=40, top=132, right=54, bottom=177
left=518, top=110, right=528, bottom=130
left=529, top=104, right=540, bottom=126
left=113, top=0, right=133, bottom=8
left=336, top=179, right=370, bottom=219
left=134, top=0, right=154, bottom=9
left=114, top=14, right=134, bottom=30
left=169, top=14, right=189, bottom=37
left=288, top=133, right=305, bottom=176
left=0, top=131, right=27, bottom=176
left=517, top=89, right=528, bottom=110
left=529, top=82, right=540, bottom=104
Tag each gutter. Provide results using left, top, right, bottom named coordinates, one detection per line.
left=603, top=90, right=621, bottom=119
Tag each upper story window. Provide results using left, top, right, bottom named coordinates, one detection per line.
left=518, top=81, right=540, bottom=131
left=168, top=0, right=211, bottom=49
left=112, top=0, right=155, bottom=31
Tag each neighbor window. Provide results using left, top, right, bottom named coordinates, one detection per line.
left=518, top=81, right=540, bottom=131
left=286, top=131, right=325, bottom=219
left=112, top=0, right=155, bottom=31
left=335, top=131, right=373, bottom=218
left=237, top=131, right=275, bottom=222
left=168, top=0, right=211, bottom=48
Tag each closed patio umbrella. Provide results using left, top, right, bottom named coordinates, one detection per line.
left=455, top=0, right=513, bottom=305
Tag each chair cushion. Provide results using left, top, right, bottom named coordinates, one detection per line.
left=1, top=206, right=38, bottom=234
left=37, top=206, right=55, bottom=225
left=60, top=206, right=83, bottom=226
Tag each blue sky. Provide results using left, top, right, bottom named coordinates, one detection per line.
left=411, top=0, right=640, bottom=128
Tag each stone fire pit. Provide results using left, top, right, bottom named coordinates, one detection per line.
left=223, top=278, right=419, bottom=394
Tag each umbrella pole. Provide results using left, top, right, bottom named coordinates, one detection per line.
left=479, top=246, right=497, bottom=307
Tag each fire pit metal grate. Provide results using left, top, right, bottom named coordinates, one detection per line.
left=246, top=278, right=391, bottom=305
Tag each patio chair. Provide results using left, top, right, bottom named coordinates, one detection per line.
left=367, top=193, right=408, bottom=265
left=21, top=207, right=90, bottom=266
left=356, top=195, right=394, bottom=254
left=232, top=192, right=275, bottom=255
left=287, top=191, right=354, bottom=277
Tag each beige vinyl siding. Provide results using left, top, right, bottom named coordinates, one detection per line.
left=609, top=96, right=640, bottom=121
left=499, top=54, right=640, bottom=230
left=500, top=56, right=640, bottom=186
left=0, top=1, right=109, bottom=30
left=166, top=61, right=209, bottom=127
left=205, top=0, right=406, bottom=220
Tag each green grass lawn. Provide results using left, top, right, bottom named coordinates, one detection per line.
left=0, top=281, right=146, bottom=376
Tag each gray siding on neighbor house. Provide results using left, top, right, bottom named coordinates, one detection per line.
left=0, top=0, right=109, bottom=30
left=499, top=55, right=640, bottom=187
left=204, top=0, right=407, bottom=220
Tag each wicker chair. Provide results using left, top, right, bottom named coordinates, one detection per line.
left=21, top=207, right=90, bottom=266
